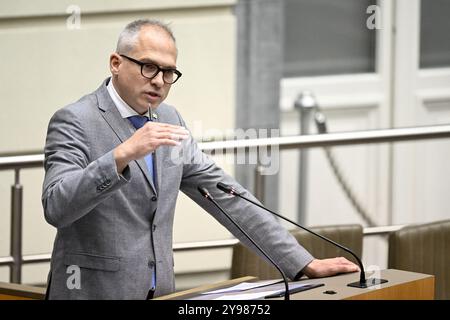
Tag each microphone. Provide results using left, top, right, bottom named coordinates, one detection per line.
left=216, top=182, right=387, bottom=288
left=197, top=186, right=291, bottom=300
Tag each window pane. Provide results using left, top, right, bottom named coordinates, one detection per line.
left=283, top=0, right=376, bottom=78
left=420, top=0, right=450, bottom=69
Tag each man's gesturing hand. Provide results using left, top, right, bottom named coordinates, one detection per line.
left=114, top=122, right=189, bottom=173
left=302, top=257, right=360, bottom=278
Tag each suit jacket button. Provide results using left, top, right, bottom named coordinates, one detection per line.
left=153, top=225, right=157, bottom=231
left=151, top=196, right=157, bottom=201
left=148, top=261, right=155, bottom=268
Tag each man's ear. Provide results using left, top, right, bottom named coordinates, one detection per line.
left=110, top=53, right=121, bottom=75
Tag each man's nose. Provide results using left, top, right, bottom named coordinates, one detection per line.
left=150, top=70, right=165, bottom=87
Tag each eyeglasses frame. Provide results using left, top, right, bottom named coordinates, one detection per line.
left=119, top=54, right=182, bottom=84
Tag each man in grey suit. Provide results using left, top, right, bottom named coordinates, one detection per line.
left=42, top=19, right=358, bottom=300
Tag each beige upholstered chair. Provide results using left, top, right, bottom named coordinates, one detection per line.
left=388, top=219, right=450, bottom=300
left=230, top=224, right=363, bottom=280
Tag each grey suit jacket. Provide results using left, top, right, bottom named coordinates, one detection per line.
left=42, top=78, right=314, bottom=299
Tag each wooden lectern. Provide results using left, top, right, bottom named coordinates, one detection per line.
left=156, top=269, right=435, bottom=300
left=0, top=282, right=45, bottom=300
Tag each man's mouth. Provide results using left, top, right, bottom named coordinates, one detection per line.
left=145, top=91, right=161, bottom=98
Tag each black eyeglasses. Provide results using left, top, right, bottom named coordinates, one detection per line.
left=119, top=54, right=182, bottom=84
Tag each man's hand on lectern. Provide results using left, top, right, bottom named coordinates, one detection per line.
left=302, top=257, right=360, bottom=278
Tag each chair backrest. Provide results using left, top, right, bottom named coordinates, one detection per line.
left=230, top=224, right=363, bottom=280
left=388, top=219, right=450, bottom=300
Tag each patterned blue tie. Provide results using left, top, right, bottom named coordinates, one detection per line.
left=128, top=115, right=155, bottom=184
left=128, top=115, right=157, bottom=293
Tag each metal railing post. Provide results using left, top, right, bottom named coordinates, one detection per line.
left=295, top=91, right=317, bottom=225
left=10, top=169, right=23, bottom=284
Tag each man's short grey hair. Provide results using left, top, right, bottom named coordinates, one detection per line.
left=116, top=19, right=176, bottom=54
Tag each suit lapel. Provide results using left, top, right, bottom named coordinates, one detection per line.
left=96, top=78, right=157, bottom=195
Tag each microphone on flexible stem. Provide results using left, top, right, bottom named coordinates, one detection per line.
left=197, top=186, right=291, bottom=300
left=216, top=182, right=387, bottom=288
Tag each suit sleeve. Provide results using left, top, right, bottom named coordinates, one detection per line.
left=175, top=111, right=314, bottom=280
left=42, top=107, right=130, bottom=228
